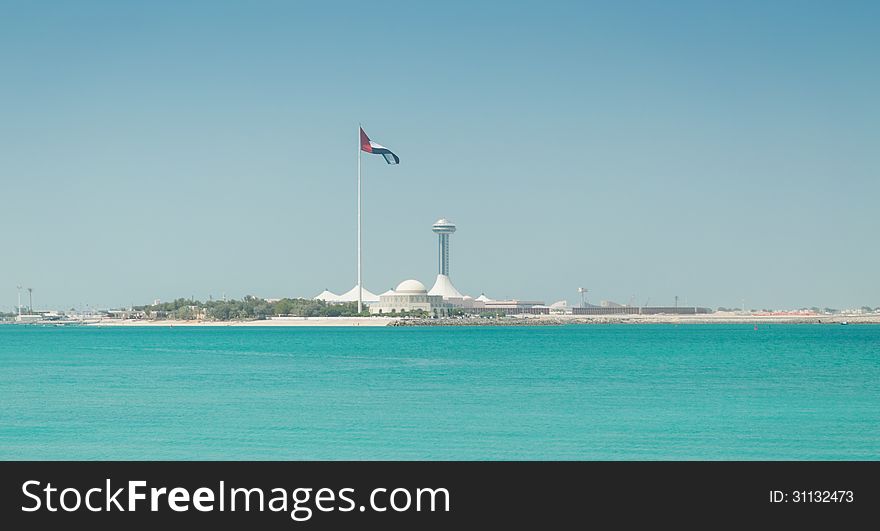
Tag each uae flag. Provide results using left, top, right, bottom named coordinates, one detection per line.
left=360, top=127, right=399, bottom=164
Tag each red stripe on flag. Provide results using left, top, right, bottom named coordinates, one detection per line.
left=360, top=128, right=372, bottom=153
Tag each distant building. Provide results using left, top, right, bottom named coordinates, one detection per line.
left=337, top=285, right=379, bottom=303
left=481, top=300, right=548, bottom=315
left=314, top=286, right=379, bottom=304
left=314, top=290, right=342, bottom=302
left=370, top=279, right=452, bottom=317
left=106, top=309, right=147, bottom=320
left=573, top=306, right=711, bottom=315
left=549, top=300, right=572, bottom=315
left=429, top=218, right=465, bottom=301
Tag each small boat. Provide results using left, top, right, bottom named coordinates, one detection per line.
left=841, top=321, right=849, bottom=325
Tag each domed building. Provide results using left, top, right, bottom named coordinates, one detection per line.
left=370, top=279, right=452, bottom=317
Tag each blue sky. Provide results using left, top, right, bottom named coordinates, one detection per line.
left=1, top=0, right=877, bottom=310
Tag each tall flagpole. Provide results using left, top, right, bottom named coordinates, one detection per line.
left=357, top=124, right=362, bottom=314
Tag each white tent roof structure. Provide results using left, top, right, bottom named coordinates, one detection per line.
left=428, top=274, right=464, bottom=299
left=379, top=289, right=395, bottom=297
left=475, top=293, right=493, bottom=302
left=337, top=285, right=379, bottom=303
left=314, top=290, right=342, bottom=302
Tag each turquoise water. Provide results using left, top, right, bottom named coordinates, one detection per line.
left=0, top=324, right=877, bottom=460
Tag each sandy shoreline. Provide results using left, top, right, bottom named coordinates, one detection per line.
left=35, top=312, right=877, bottom=327
left=393, top=313, right=880, bottom=326
left=84, top=317, right=396, bottom=327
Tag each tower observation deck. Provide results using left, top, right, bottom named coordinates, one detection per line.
left=429, top=218, right=463, bottom=300
left=432, top=218, right=456, bottom=276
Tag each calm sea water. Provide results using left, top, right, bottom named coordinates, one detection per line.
left=0, top=324, right=877, bottom=460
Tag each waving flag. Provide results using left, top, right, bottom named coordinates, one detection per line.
left=360, top=127, right=399, bottom=164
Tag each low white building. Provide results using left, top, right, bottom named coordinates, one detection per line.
left=370, top=279, right=452, bottom=317
left=549, top=300, right=572, bottom=314
left=480, top=299, right=548, bottom=315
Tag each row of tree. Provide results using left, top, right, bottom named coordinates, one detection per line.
left=716, top=306, right=879, bottom=314
left=131, top=297, right=487, bottom=321
left=133, top=297, right=368, bottom=321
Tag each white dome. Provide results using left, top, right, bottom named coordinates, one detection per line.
left=395, top=279, right=427, bottom=293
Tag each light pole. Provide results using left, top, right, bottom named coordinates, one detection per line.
left=16, top=285, right=22, bottom=316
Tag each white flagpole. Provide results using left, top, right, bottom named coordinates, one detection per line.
left=357, top=124, right=362, bottom=314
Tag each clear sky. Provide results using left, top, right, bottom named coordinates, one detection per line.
left=1, top=0, right=878, bottom=311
